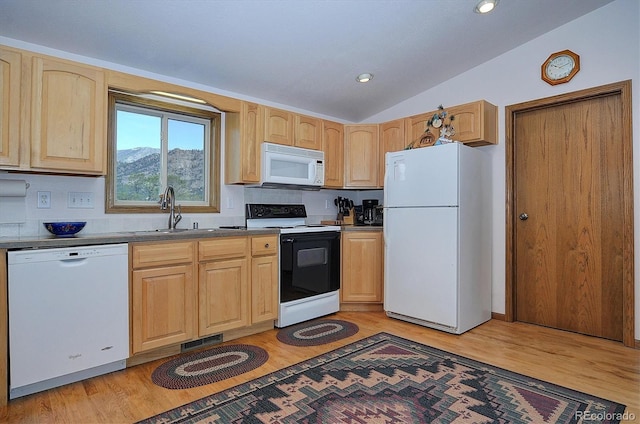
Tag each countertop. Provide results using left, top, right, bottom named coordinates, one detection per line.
left=340, top=225, right=383, bottom=232
left=0, top=228, right=280, bottom=250
left=0, top=225, right=382, bottom=250
left=0, top=225, right=382, bottom=249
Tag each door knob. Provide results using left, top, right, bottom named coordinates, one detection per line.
left=519, top=213, right=528, bottom=221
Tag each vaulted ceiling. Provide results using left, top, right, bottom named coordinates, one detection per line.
left=0, top=0, right=614, bottom=122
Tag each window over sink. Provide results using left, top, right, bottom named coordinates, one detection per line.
left=106, top=91, right=221, bottom=213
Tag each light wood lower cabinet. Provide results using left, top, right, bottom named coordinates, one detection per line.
left=199, top=258, right=249, bottom=335
left=340, top=231, right=383, bottom=307
left=130, top=241, right=196, bottom=354
left=131, top=236, right=279, bottom=354
left=250, top=235, right=279, bottom=323
left=198, top=237, right=250, bottom=336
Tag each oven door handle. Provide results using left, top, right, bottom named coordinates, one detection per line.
left=281, top=238, right=295, bottom=243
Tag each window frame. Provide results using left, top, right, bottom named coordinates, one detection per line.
left=106, top=91, right=221, bottom=214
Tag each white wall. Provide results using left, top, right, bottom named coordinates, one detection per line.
left=366, top=0, right=640, bottom=338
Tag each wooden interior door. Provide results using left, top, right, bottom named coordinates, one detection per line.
left=506, top=81, right=634, bottom=345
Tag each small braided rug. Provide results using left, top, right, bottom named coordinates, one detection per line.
left=151, top=344, right=268, bottom=389
left=276, top=318, right=359, bottom=346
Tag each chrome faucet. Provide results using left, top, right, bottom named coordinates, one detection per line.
left=160, top=185, right=182, bottom=229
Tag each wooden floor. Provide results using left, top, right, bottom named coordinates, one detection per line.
left=5, top=312, right=640, bottom=423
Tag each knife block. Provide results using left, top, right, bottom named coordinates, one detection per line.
left=342, top=208, right=355, bottom=225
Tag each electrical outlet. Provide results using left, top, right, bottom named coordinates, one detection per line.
left=37, top=191, right=51, bottom=209
left=68, top=192, right=94, bottom=209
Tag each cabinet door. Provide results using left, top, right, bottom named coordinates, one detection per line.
left=0, top=48, right=21, bottom=167
left=199, top=258, right=249, bottom=336
left=225, top=101, right=263, bottom=184
left=295, top=115, right=322, bottom=150
left=341, top=232, right=383, bottom=303
left=264, top=107, right=294, bottom=146
left=131, top=264, right=195, bottom=354
left=322, top=120, right=344, bottom=188
left=344, top=124, right=379, bottom=188
left=30, top=56, right=106, bottom=174
left=405, top=111, right=434, bottom=147
left=447, top=100, right=497, bottom=146
left=251, top=255, right=278, bottom=323
left=378, top=119, right=405, bottom=187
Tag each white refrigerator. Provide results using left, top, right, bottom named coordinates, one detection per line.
left=383, top=143, right=491, bottom=334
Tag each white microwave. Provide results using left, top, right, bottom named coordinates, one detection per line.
left=260, top=142, right=324, bottom=189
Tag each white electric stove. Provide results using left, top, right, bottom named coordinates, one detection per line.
left=245, top=204, right=341, bottom=327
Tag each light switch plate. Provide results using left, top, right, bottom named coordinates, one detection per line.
left=68, top=192, right=94, bottom=209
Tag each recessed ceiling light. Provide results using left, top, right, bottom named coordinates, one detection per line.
left=356, top=73, right=374, bottom=83
left=474, top=0, right=498, bottom=14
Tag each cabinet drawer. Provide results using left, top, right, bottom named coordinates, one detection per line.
left=199, top=237, right=248, bottom=261
left=251, top=235, right=278, bottom=256
left=131, top=241, right=194, bottom=268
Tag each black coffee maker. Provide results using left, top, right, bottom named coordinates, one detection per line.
left=362, top=199, right=379, bottom=225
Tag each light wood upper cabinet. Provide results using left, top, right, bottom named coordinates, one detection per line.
left=344, top=124, right=379, bottom=188
left=225, top=101, right=263, bottom=184
left=295, top=115, right=322, bottom=150
left=0, top=47, right=21, bottom=167
left=30, top=55, right=106, bottom=174
left=447, top=100, right=497, bottom=146
left=322, top=120, right=344, bottom=188
left=341, top=231, right=383, bottom=304
left=405, top=111, right=433, bottom=148
left=264, top=106, right=295, bottom=146
left=130, top=241, right=196, bottom=354
left=379, top=119, right=406, bottom=187
left=405, top=100, right=498, bottom=147
left=265, top=106, right=323, bottom=151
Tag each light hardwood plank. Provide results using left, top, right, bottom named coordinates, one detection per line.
left=6, top=312, right=639, bottom=423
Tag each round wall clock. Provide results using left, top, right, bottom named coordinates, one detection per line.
left=541, top=49, right=580, bottom=85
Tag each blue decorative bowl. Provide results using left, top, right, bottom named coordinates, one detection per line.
left=44, top=221, right=86, bottom=237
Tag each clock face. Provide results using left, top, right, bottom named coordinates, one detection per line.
left=546, top=55, right=575, bottom=80
left=542, top=50, right=580, bottom=85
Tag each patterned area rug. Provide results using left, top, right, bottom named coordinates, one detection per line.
left=151, top=344, right=268, bottom=389
left=139, top=333, right=626, bottom=423
left=276, top=318, right=359, bottom=346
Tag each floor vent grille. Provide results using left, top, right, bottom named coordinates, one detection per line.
left=181, top=334, right=222, bottom=352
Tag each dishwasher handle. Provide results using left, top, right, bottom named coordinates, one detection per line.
left=59, top=257, right=89, bottom=266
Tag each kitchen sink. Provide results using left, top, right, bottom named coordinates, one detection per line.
left=131, top=228, right=220, bottom=234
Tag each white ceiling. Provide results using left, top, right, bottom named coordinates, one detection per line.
left=0, top=0, right=614, bottom=122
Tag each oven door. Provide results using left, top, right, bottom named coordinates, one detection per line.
left=280, top=231, right=340, bottom=303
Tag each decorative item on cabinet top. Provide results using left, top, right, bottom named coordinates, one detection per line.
left=406, top=105, right=456, bottom=149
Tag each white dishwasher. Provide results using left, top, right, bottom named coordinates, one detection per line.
left=8, top=243, right=129, bottom=399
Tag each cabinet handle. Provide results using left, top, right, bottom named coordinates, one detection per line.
left=264, top=243, right=270, bottom=248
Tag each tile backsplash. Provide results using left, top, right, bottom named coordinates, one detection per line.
left=0, top=173, right=382, bottom=239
